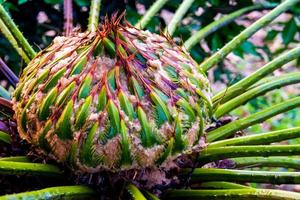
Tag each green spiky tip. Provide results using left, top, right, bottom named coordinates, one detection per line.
left=12, top=19, right=212, bottom=171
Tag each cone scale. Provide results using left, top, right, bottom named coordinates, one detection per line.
left=13, top=19, right=212, bottom=172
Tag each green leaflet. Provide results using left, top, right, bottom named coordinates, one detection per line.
left=176, top=88, right=189, bottom=100
left=37, top=68, right=51, bottom=83
left=120, top=119, right=132, bottom=166
left=56, top=100, right=73, bottom=140
left=194, top=102, right=204, bottom=139
left=173, top=115, right=186, bottom=153
left=176, top=98, right=195, bottom=122
left=103, top=37, right=116, bottom=57
left=44, top=68, right=66, bottom=92
left=150, top=91, right=170, bottom=127
left=107, top=100, right=120, bottom=136
left=14, top=82, right=24, bottom=101
left=75, top=95, right=92, bottom=130
left=55, top=81, right=76, bottom=107
left=189, top=76, right=202, bottom=88
left=38, top=87, right=58, bottom=120
left=153, top=87, right=168, bottom=102
left=26, top=68, right=50, bottom=94
left=0, top=131, right=11, bottom=144
left=164, top=65, right=179, bottom=83
left=38, top=120, right=52, bottom=152
left=78, top=74, right=92, bottom=99
left=195, top=88, right=213, bottom=117
left=135, top=52, right=147, bottom=64
left=129, top=77, right=144, bottom=98
left=118, top=91, right=135, bottom=120
left=70, top=57, right=88, bottom=76
left=97, top=86, right=107, bottom=112
left=20, top=94, right=36, bottom=132
left=67, top=142, right=78, bottom=167
left=156, top=137, right=174, bottom=165
left=137, top=106, right=157, bottom=147
left=107, top=69, right=116, bottom=90
left=93, top=40, right=103, bottom=57
left=81, top=122, right=99, bottom=167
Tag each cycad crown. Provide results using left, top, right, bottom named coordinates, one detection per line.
left=13, top=20, right=212, bottom=171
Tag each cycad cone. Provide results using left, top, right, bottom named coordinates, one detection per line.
left=13, top=21, right=212, bottom=172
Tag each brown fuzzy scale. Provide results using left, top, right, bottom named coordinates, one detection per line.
left=13, top=20, right=212, bottom=173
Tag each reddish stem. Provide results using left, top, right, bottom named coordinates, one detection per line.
left=64, top=0, right=73, bottom=36
left=0, top=97, right=13, bottom=110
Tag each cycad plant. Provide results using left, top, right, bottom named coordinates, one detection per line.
left=0, top=0, right=300, bottom=199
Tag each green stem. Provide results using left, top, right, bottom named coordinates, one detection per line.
left=0, top=156, right=29, bottom=162
left=165, top=189, right=300, bottom=200
left=213, top=46, right=300, bottom=104
left=127, top=184, right=147, bottom=200
left=189, top=168, right=300, bottom=184
left=184, top=4, right=267, bottom=50
left=232, top=157, right=300, bottom=169
left=164, top=0, right=194, bottom=36
left=88, top=0, right=101, bottom=32
left=135, top=0, right=168, bottom=29
left=199, top=181, right=251, bottom=189
left=145, top=191, right=160, bottom=200
left=0, top=130, right=11, bottom=144
left=199, top=0, right=299, bottom=71
left=0, top=19, right=30, bottom=63
left=199, top=145, right=300, bottom=164
left=0, top=161, right=63, bottom=177
left=214, top=73, right=300, bottom=118
left=0, top=4, right=36, bottom=60
left=0, top=85, right=11, bottom=100
left=0, top=186, right=96, bottom=199
left=208, top=126, right=300, bottom=148
left=207, top=96, right=300, bottom=142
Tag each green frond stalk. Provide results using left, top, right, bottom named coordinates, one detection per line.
left=145, top=191, right=160, bottom=200
left=0, top=4, right=36, bottom=60
left=0, top=156, right=29, bottom=162
left=88, top=0, right=102, bottom=32
left=199, top=145, right=300, bottom=164
left=184, top=4, right=275, bottom=50
left=232, top=157, right=300, bottom=169
left=208, top=126, right=300, bottom=148
left=199, top=181, right=251, bottom=189
left=213, top=46, right=300, bottom=104
left=207, top=96, right=300, bottom=142
left=165, top=189, right=300, bottom=200
left=0, top=186, right=96, bottom=200
left=164, top=0, right=194, bottom=36
left=135, top=0, right=168, bottom=29
left=214, top=73, right=300, bottom=118
left=199, top=0, right=299, bottom=71
left=0, top=161, right=63, bottom=177
left=0, top=131, right=11, bottom=144
left=0, top=19, right=30, bottom=63
left=0, top=85, right=10, bottom=100
left=188, top=168, right=300, bottom=184
left=127, top=184, right=147, bottom=200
